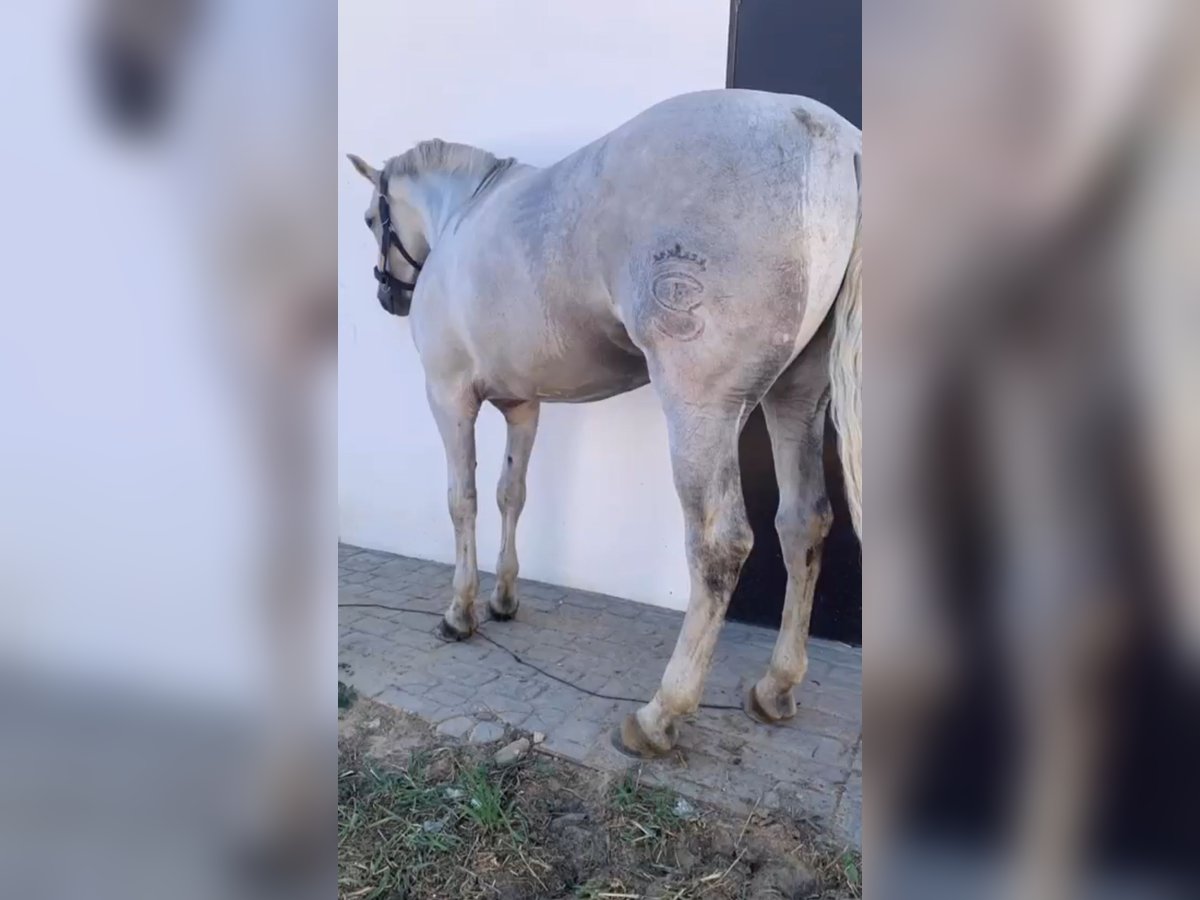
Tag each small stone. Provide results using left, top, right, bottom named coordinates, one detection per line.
left=420, top=819, right=445, bottom=834
left=444, top=787, right=465, bottom=800
left=493, top=737, right=530, bottom=766
left=532, top=731, right=546, bottom=744
left=425, top=753, right=454, bottom=782
left=672, top=797, right=697, bottom=820
left=469, top=721, right=505, bottom=744
left=435, top=716, right=475, bottom=739
left=365, top=718, right=381, bottom=730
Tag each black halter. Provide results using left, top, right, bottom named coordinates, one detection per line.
left=373, top=171, right=423, bottom=296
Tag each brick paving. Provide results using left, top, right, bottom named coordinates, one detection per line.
left=338, top=543, right=862, bottom=846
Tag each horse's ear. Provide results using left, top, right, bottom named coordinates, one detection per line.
left=346, top=153, right=379, bottom=185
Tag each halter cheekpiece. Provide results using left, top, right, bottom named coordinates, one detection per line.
left=373, top=171, right=423, bottom=296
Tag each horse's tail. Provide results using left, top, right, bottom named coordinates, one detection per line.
left=829, top=151, right=862, bottom=540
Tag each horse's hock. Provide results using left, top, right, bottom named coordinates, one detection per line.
left=338, top=544, right=863, bottom=848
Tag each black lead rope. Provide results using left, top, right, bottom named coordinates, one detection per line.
left=373, top=171, right=423, bottom=294
left=338, top=601, right=745, bottom=711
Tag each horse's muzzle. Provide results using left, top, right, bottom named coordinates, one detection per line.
left=377, top=286, right=411, bottom=317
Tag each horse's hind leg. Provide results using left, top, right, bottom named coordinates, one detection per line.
left=616, top=391, right=756, bottom=757
left=488, top=400, right=540, bottom=620
left=746, top=337, right=835, bottom=723
left=427, top=381, right=482, bottom=640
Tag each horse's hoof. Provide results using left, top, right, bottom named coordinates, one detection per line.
left=487, top=598, right=518, bottom=621
left=611, top=713, right=677, bottom=759
left=744, top=682, right=796, bottom=725
left=436, top=617, right=473, bottom=643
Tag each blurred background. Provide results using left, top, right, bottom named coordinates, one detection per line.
left=866, top=0, right=1200, bottom=896
left=0, top=1, right=333, bottom=898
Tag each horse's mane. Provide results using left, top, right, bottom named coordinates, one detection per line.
left=385, top=139, right=515, bottom=183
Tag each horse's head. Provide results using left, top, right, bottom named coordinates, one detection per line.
left=347, top=154, right=429, bottom=317
left=89, top=0, right=202, bottom=135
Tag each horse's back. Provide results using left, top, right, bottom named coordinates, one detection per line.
left=608, top=89, right=858, bottom=156
left=583, top=90, right=860, bottom=393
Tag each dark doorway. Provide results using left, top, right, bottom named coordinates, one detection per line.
left=725, top=0, right=862, bottom=645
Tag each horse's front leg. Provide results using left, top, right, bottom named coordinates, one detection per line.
left=488, top=400, right=540, bottom=620
left=616, top=395, right=754, bottom=757
left=427, top=382, right=482, bottom=640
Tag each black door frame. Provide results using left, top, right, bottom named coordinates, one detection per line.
left=725, top=0, right=742, bottom=88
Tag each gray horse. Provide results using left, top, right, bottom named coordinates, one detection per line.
left=348, top=89, right=861, bottom=757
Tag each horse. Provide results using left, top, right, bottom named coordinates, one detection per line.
left=348, top=89, right=861, bottom=758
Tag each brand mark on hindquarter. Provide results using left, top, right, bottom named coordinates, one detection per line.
left=653, top=243, right=707, bottom=269
left=649, top=244, right=707, bottom=342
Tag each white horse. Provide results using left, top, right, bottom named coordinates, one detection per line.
left=349, top=89, right=861, bottom=757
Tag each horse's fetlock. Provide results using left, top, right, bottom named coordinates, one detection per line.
left=496, top=558, right=519, bottom=584
left=663, top=682, right=703, bottom=716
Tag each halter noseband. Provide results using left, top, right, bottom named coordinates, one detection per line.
left=373, top=171, right=423, bottom=296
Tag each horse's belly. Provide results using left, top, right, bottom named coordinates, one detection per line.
left=534, top=364, right=650, bottom=403
left=481, top=335, right=649, bottom=404
left=529, top=347, right=650, bottom=403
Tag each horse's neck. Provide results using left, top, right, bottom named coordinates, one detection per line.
left=409, top=169, right=504, bottom=249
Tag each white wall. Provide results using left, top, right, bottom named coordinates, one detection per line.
left=338, top=0, right=731, bottom=610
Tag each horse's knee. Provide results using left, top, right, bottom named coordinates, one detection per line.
left=448, top=485, right=477, bottom=527
left=495, top=474, right=526, bottom=516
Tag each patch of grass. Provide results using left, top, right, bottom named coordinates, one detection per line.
left=609, top=770, right=682, bottom=852
left=460, top=764, right=518, bottom=834
left=339, top=745, right=540, bottom=899
left=337, top=681, right=357, bottom=710
left=841, top=850, right=861, bottom=891
left=825, top=848, right=862, bottom=899
left=339, top=750, right=466, bottom=898
left=339, top=699, right=862, bottom=899
left=800, top=843, right=863, bottom=899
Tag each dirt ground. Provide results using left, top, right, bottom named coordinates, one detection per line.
left=338, top=688, right=860, bottom=900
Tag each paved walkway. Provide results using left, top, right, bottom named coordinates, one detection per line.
left=338, top=544, right=862, bottom=846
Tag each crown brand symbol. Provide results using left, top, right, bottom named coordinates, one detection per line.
left=653, top=243, right=706, bottom=268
